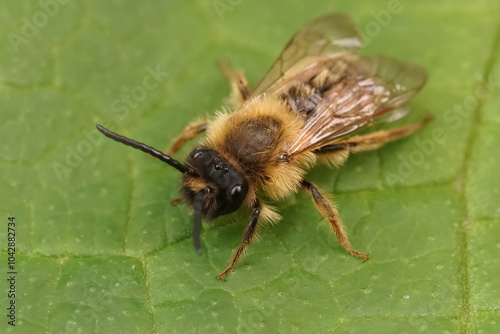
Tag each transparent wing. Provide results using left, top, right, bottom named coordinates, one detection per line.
left=250, top=13, right=361, bottom=97
left=286, top=55, right=428, bottom=158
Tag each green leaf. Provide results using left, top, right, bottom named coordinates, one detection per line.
left=1, top=1, right=500, bottom=333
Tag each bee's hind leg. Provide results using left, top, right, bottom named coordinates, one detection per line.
left=165, top=121, right=207, bottom=155
left=301, top=180, right=369, bottom=261
left=219, top=59, right=250, bottom=107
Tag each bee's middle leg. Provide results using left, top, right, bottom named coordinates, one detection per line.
left=218, top=200, right=261, bottom=280
left=219, top=59, right=250, bottom=106
left=301, top=180, right=369, bottom=261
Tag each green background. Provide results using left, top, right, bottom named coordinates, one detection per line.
left=1, top=0, right=500, bottom=333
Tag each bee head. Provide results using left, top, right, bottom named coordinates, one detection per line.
left=181, top=147, right=248, bottom=219
left=180, top=148, right=248, bottom=253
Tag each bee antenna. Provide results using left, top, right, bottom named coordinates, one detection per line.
left=193, top=191, right=204, bottom=254
left=96, top=125, right=198, bottom=177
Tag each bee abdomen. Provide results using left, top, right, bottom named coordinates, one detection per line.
left=284, top=85, right=322, bottom=115
left=282, top=67, right=344, bottom=116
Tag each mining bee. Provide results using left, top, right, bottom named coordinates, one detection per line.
left=97, top=13, right=429, bottom=280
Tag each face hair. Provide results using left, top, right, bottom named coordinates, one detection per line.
left=192, top=191, right=205, bottom=254
left=96, top=125, right=198, bottom=177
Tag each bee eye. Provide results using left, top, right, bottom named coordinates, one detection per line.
left=193, top=151, right=203, bottom=159
left=230, top=184, right=242, bottom=196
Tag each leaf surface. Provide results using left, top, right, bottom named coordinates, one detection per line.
left=1, top=1, right=499, bottom=333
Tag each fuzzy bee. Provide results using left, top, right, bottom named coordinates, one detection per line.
left=97, top=13, right=429, bottom=280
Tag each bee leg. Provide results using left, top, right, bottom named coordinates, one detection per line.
left=165, top=121, right=207, bottom=155
left=316, top=114, right=432, bottom=156
left=218, top=200, right=261, bottom=280
left=171, top=198, right=182, bottom=206
left=301, top=180, right=369, bottom=261
left=219, top=58, right=250, bottom=107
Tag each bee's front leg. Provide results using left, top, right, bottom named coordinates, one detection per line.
left=218, top=199, right=261, bottom=280
left=165, top=121, right=207, bottom=155
left=301, top=180, right=369, bottom=261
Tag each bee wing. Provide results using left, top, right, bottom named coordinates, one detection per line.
left=250, top=13, right=361, bottom=97
left=286, top=55, right=428, bottom=158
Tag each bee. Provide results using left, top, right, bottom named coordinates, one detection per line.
left=97, top=13, right=429, bottom=280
